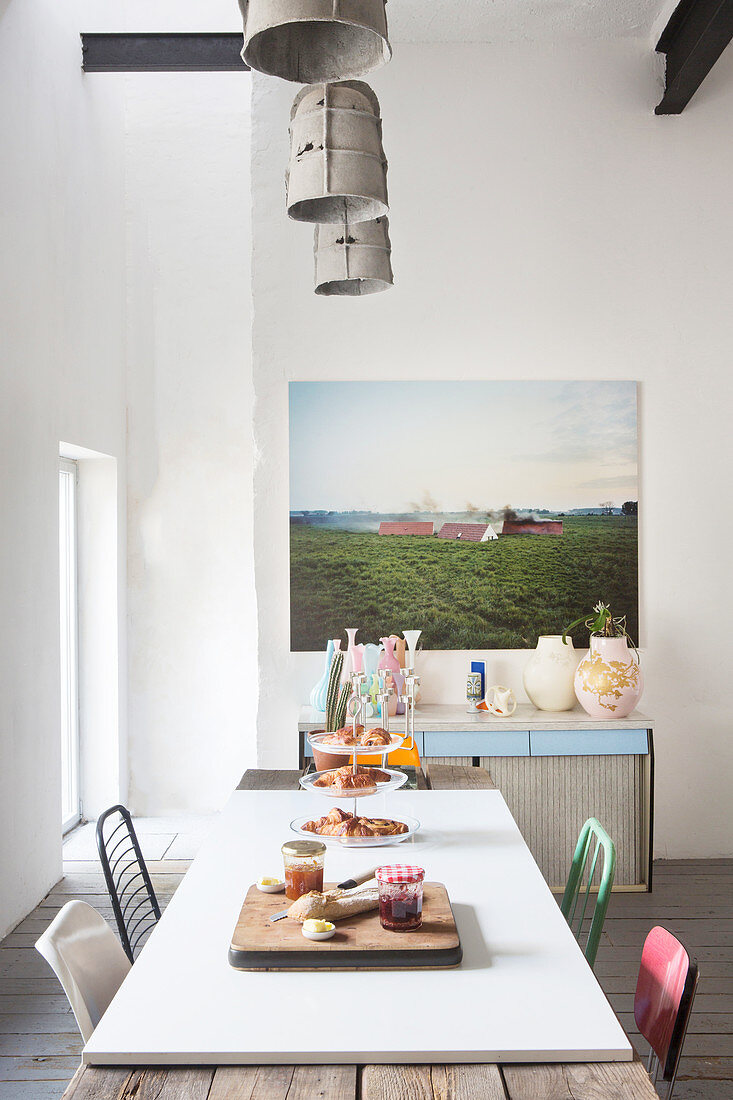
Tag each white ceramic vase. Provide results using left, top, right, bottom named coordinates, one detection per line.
left=523, top=635, right=579, bottom=712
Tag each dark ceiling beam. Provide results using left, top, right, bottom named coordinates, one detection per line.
left=655, top=0, right=733, bottom=113
left=81, top=33, right=249, bottom=73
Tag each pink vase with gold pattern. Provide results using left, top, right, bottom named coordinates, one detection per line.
left=574, top=635, right=643, bottom=719
left=379, top=637, right=404, bottom=714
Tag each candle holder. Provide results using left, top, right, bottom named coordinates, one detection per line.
left=400, top=670, right=420, bottom=754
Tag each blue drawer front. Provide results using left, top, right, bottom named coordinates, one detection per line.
left=530, top=729, right=648, bottom=757
left=424, top=731, right=530, bottom=758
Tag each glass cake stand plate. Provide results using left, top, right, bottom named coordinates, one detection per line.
left=289, top=813, right=421, bottom=848
left=307, top=731, right=407, bottom=757
left=299, top=767, right=408, bottom=799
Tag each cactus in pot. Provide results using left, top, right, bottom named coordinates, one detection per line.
left=313, top=649, right=353, bottom=772
left=325, top=650, right=351, bottom=732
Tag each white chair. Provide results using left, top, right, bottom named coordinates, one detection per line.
left=35, top=899, right=131, bottom=1042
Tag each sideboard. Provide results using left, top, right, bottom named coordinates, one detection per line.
left=298, top=703, right=655, bottom=891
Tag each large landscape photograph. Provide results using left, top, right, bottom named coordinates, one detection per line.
left=289, top=380, right=639, bottom=651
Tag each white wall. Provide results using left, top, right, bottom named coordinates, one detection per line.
left=251, top=41, right=733, bottom=858
left=0, top=1, right=127, bottom=938
left=124, top=72, right=257, bottom=815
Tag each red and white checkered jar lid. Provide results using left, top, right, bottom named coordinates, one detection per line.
left=375, top=864, right=425, bottom=884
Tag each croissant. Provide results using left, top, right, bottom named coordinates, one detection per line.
left=360, top=726, right=391, bottom=747
left=320, top=725, right=364, bottom=746
left=301, top=808, right=409, bottom=838
left=363, top=817, right=409, bottom=836
left=313, top=765, right=390, bottom=789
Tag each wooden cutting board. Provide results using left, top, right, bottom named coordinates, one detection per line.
left=228, top=882, right=462, bottom=971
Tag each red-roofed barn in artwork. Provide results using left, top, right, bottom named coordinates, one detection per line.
left=502, top=519, right=563, bottom=535
left=378, top=522, right=434, bottom=536
left=437, top=523, right=498, bottom=542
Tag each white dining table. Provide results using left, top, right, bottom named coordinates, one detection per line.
left=83, top=788, right=632, bottom=1065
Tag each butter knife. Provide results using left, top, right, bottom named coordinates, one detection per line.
left=337, top=866, right=378, bottom=890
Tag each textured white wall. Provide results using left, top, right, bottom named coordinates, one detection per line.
left=124, top=73, right=257, bottom=815
left=251, top=41, right=733, bottom=858
left=0, top=1, right=127, bottom=938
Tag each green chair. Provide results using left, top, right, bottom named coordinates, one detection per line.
left=560, top=817, right=616, bottom=969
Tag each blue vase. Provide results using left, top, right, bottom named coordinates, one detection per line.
left=309, top=639, right=334, bottom=712
left=363, top=644, right=380, bottom=693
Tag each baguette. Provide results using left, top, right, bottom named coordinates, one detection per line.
left=287, top=880, right=379, bottom=924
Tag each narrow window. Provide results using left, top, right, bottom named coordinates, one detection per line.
left=59, top=459, right=80, bottom=832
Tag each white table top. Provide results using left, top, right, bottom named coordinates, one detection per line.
left=84, top=790, right=632, bottom=1065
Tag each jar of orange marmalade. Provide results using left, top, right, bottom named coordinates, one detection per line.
left=281, top=840, right=326, bottom=901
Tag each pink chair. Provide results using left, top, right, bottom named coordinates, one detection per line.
left=634, top=926, right=699, bottom=1100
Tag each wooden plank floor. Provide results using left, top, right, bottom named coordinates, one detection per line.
left=1, top=851, right=730, bottom=1099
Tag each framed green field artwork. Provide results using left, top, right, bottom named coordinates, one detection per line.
left=289, top=380, right=638, bottom=652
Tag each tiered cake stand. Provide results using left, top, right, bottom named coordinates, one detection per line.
left=292, top=670, right=422, bottom=847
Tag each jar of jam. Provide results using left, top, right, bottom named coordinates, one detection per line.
left=281, top=840, right=326, bottom=901
left=376, top=864, right=425, bottom=932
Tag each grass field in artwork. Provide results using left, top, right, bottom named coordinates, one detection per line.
left=290, top=515, right=638, bottom=651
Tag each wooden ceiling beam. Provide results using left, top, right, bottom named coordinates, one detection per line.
left=81, top=33, right=249, bottom=73
left=655, top=0, right=733, bottom=113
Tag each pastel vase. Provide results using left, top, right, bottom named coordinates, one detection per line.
left=351, top=642, right=364, bottom=674
left=379, top=637, right=405, bottom=714
left=341, top=627, right=358, bottom=685
left=378, top=636, right=400, bottom=675
left=574, top=635, right=643, bottom=719
left=523, top=635, right=579, bottom=712
left=363, top=643, right=380, bottom=686
left=384, top=671, right=399, bottom=717
left=368, top=672, right=381, bottom=711
left=390, top=634, right=407, bottom=670
left=403, top=629, right=421, bottom=669
left=402, top=629, right=422, bottom=703
left=363, top=643, right=380, bottom=718
left=309, top=639, right=334, bottom=713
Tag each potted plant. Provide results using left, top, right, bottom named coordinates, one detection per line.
left=312, top=650, right=353, bottom=772
left=563, top=601, right=643, bottom=718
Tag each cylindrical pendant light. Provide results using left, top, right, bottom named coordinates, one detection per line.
left=287, top=82, right=388, bottom=224
left=239, top=0, right=391, bottom=84
left=314, top=216, right=393, bottom=295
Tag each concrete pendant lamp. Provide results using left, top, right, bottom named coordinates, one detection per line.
left=287, top=82, right=388, bottom=224
left=239, top=0, right=391, bottom=84
left=314, top=216, right=393, bottom=295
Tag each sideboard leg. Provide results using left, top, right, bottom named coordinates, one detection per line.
left=647, top=729, right=655, bottom=892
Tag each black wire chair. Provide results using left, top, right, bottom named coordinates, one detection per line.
left=95, top=804, right=161, bottom=962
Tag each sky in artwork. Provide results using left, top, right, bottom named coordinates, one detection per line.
left=289, top=380, right=638, bottom=513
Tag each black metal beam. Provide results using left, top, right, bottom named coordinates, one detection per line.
left=655, top=0, right=733, bottom=113
left=81, top=33, right=249, bottom=73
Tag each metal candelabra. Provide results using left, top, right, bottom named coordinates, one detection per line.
left=400, top=667, right=420, bottom=751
